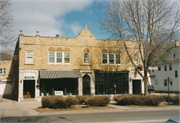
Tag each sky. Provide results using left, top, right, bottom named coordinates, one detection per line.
left=12, top=0, right=110, bottom=39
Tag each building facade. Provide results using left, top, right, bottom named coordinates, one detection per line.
left=150, top=40, right=180, bottom=92
left=0, top=60, right=13, bottom=95
left=12, top=25, right=145, bottom=102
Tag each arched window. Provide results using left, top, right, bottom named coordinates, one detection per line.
left=83, top=74, right=90, bottom=95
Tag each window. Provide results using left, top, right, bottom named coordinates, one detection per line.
left=57, top=52, right=62, bottom=63
left=48, top=52, right=70, bottom=64
left=0, top=68, right=6, bottom=74
left=170, top=79, right=173, bottom=85
left=173, top=54, right=176, bottom=58
left=64, top=52, right=70, bottom=63
left=158, top=66, right=161, bottom=71
left=83, top=53, right=90, bottom=64
left=49, top=52, right=55, bottom=63
left=26, top=51, right=33, bottom=64
left=164, top=79, right=167, bottom=86
left=133, top=54, right=138, bottom=64
left=169, top=64, right=172, bottom=71
left=175, top=70, right=178, bottom=78
left=152, top=70, right=154, bottom=72
left=164, top=65, right=167, bottom=71
left=155, top=79, right=158, bottom=85
left=102, top=53, right=121, bottom=64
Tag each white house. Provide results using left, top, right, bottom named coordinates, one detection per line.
left=150, top=40, right=180, bottom=92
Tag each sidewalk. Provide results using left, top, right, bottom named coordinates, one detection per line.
left=1, top=96, right=180, bottom=117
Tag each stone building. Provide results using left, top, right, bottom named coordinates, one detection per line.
left=12, top=25, right=145, bottom=102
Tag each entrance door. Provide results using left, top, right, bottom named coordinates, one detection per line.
left=23, top=80, right=35, bottom=98
left=83, top=75, right=90, bottom=95
left=133, top=80, right=141, bottom=94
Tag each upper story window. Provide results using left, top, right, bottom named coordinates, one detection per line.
left=173, top=54, right=176, bottom=58
left=164, top=65, right=167, bottom=71
left=133, top=54, right=138, bottom=65
left=169, top=64, right=172, bottom=71
left=158, top=66, right=161, bottom=71
left=102, top=53, right=121, bottom=64
left=26, top=51, right=33, bottom=64
left=0, top=68, right=6, bottom=75
left=164, top=79, right=167, bottom=86
left=48, top=52, right=70, bottom=64
left=175, top=70, right=178, bottom=78
left=83, top=53, right=90, bottom=64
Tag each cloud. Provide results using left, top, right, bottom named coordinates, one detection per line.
left=12, top=0, right=95, bottom=37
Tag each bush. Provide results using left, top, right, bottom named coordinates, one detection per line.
left=41, top=96, right=78, bottom=109
left=114, top=95, right=162, bottom=106
left=85, top=96, right=110, bottom=107
left=76, top=95, right=91, bottom=104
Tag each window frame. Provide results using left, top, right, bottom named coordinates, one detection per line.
left=133, top=54, right=139, bottom=65
left=175, top=70, right=178, bottom=78
left=158, top=66, right=161, bottom=71
left=0, top=68, right=6, bottom=75
left=164, top=65, right=167, bottom=71
left=83, top=52, right=90, bottom=64
left=26, top=51, right=34, bottom=64
left=102, top=53, right=121, bottom=65
left=48, top=52, right=71, bottom=64
left=164, top=79, right=167, bottom=86
left=169, top=64, right=172, bottom=71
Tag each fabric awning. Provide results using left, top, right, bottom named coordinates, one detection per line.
left=40, top=70, right=82, bottom=79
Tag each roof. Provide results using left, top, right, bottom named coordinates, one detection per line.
left=40, top=70, right=82, bottom=79
left=153, top=46, right=180, bottom=65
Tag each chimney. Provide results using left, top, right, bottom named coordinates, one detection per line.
left=20, top=30, right=23, bottom=34
left=175, top=39, right=179, bottom=47
left=56, top=34, right=59, bottom=37
left=36, top=31, right=39, bottom=35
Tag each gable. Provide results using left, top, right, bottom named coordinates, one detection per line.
left=167, top=47, right=180, bottom=61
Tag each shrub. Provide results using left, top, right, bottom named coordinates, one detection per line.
left=170, top=95, right=179, bottom=105
left=85, top=96, right=110, bottom=107
left=41, top=96, right=78, bottom=109
left=76, top=95, right=91, bottom=104
left=114, top=95, right=162, bottom=106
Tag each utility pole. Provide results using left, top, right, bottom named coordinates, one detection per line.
left=167, top=77, right=170, bottom=105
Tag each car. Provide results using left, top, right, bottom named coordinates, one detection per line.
left=165, top=117, right=180, bottom=123
left=147, top=85, right=155, bottom=94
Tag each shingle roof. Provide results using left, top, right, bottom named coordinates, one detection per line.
left=40, top=70, right=82, bottom=79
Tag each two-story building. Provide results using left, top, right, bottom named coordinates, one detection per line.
left=150, top=40, right=180, bottom=93
left=11, top=25, right=145, bottom=102
left=0, top=60, right=13, bottom=95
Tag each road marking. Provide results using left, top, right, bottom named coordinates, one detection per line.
left=108, top=119, right=166, bottom=123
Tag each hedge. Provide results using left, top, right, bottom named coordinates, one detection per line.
left=85, top=96, right=110, bottom=107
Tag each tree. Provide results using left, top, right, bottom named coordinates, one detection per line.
left=0, top=0, right=15, bottom=47
left=99, top=0, right=180, bottom=95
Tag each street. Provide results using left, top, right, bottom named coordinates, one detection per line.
left=1, top=109, right=179, bottom=123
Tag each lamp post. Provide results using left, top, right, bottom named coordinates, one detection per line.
left=167, top=77, right=170, bottom=105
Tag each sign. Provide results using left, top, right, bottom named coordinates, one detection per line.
left=55, top=91, right=63, bottom=95
left=24, top=73, right=35, bottom=80
left=148, top=67, right=158, bottom=70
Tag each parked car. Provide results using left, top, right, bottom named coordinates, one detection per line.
left=165, top=117, right=180, bottom=123
left=147, top=85, right=155, bottom=94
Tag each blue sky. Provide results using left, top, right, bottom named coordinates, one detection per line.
left=12, top=0, right=110, bottom=39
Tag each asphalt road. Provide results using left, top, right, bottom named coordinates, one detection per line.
left=1, top=109, right=179, bottom=123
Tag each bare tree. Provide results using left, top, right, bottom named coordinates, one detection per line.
left=99, top=0, right=180, bottom=95
left=0, top=0, right=15, bottom=47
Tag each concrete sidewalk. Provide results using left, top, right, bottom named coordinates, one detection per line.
left=1, top=96, right=180, bottom=117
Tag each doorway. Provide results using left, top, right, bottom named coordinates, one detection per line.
left=83, top=75, right=90, bottom=95
left=132, top=80, right=141, bottom=94
left=23, top=80, right=35, bottom=98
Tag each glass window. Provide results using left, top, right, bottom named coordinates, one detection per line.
left=64, top=52, right=70, bottom=63
left=57, top=52, right=62, bottom=63
left=133, top=54, right=138, bottom=64
left=170, top=79, right=173, bottom=85
left=158, top=66, right=161, bottom=71
left=0, top=68, right=2, bottom=74
left=109, top=54, right=114, bottom=64
left=164, top=79, right=167, bottom=86
left=169, top=64, right=172, bottom=71
left=0, top=68, right=6, bottom=74
left=102, top=54, right=107, bottom=64
left=175, top=71, right=178, bottom=78
left=84, top=53, right=90, bottom=63
left=116, top=54, right=121, bottom=64
left=49, top=52, right=55, bottom=63
left=26, top=51, right=33, bottom=64
left=164, top=65, right=167, bottom=71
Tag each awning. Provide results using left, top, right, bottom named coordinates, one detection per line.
left=39, top=70, right=82, bottom=79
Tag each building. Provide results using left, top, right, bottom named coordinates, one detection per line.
left=0, top=60, right=13, bottom=95
left=150, top=40, right=180, bottom=93
left=11, top=25, right=145, bottom=102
